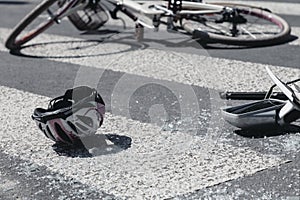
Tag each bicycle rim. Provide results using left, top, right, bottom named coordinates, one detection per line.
left=5, top=0, right=78, bottom=50
left=181, top=3, right=291, bottom=46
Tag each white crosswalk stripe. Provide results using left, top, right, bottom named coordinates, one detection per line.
left=0, top=1, right=300, bottom=199
left=0, top=27, right=299, bottom=92
left=0, top=85, right=285, bottom=199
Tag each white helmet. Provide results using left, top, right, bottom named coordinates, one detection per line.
left=32, top=86, right=105, bottom=145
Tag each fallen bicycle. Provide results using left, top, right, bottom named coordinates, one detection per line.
left=222, top=66, right=300, bottom=130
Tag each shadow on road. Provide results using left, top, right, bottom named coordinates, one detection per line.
left=234, top=124, right=300, bottom=138
left=0, top=1, right=30, bottom=5
left=52, top=134, right=132, bottom=158
left=201, top=35, right=299, bottom=50
left=9, top=37, right=148, bottom=59
left=8, top=32, right=297, bottom=60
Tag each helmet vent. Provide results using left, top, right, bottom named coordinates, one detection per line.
left=46, top=125, right=55, bottom=141
left=77, top=115, right=93, bottom=127
left=67, top=121, right=78, bottom=134
left=38, top=123, right=43, bottom=131
left=54, top=123, right=72, bottom=144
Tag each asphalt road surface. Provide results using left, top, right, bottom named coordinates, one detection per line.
left=0, top=0, right=299, bottom=199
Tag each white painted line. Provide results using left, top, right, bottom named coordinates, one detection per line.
left=0, top=85, right=285, bottom=199
left=0, top=27, right=299, bottom=93
left=0, top=27, right=300, bottom=94
left=0, top=173, right=19, bottom=193
left=0, top=22, right=297, bottom=198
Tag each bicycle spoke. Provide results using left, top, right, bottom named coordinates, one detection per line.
left=203, top=23, right=231, bottom=36
left=241, top=12, right=264, bottom=38
left=204, top=18, right=233, bottom=36
left=240, top=27, right=256, bottom=39
left=182, top=2, right=290, bottom=46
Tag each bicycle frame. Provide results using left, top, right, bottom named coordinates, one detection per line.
left=59, top=0, right=225, bottom=29
left=113, top=0, right=224, bottom=15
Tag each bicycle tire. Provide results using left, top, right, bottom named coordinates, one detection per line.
left=181, top=3, right=291, bottom=46
left=5, top=0, right=77, bottom=50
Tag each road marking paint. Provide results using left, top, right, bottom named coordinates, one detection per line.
left=0, top=85, right=285, bottom=199
left=0, top=27, right=299, bottom=93
left=0, top=173, right=19, bottom=193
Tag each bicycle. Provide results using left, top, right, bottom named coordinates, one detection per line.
left=5, top=0, right=291, bottom=50
left=222, top=66, right=300, bottom=130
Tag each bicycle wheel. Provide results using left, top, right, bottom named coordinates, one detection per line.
left=5, top=0, right=78, bottom=50
left=181, top=3, right=291, bottom=46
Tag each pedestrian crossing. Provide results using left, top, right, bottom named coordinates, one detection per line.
left=0, top=1, right=300, bottom=199
left=0, top=27, right=299, bottom=92
left=0, top=83, right=286, bottom=199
